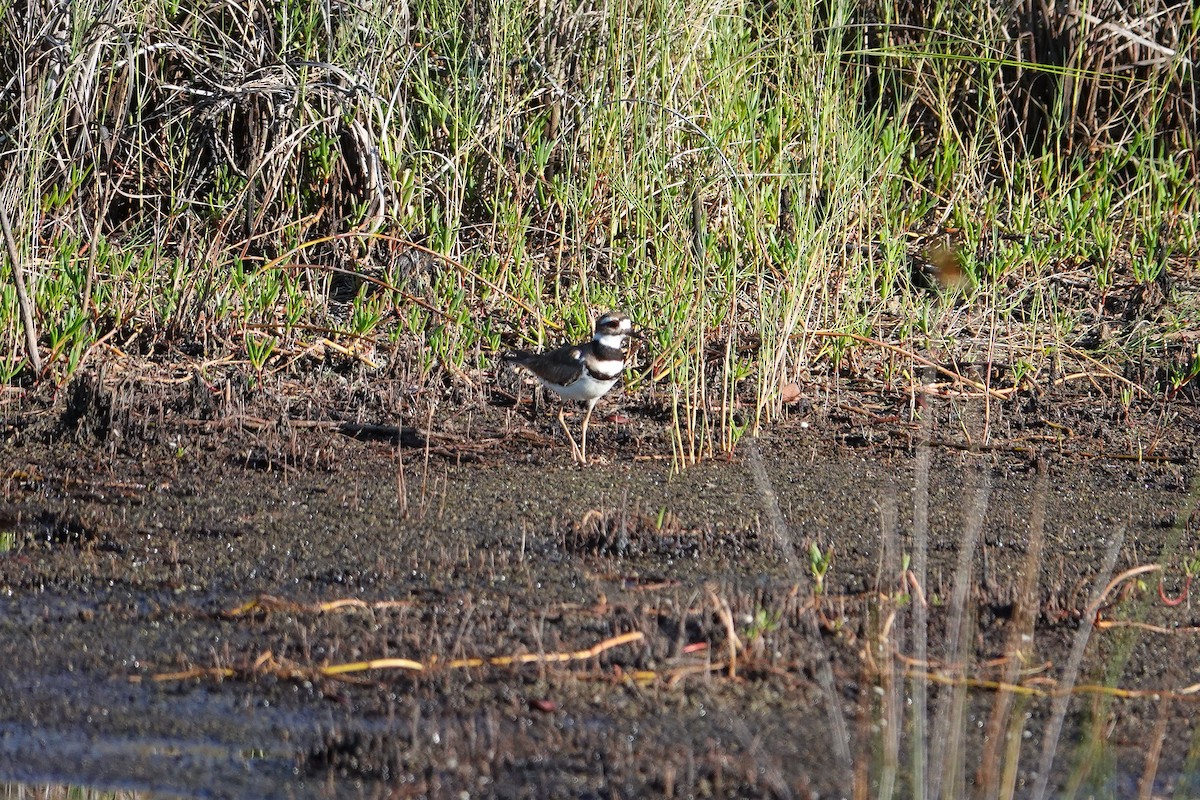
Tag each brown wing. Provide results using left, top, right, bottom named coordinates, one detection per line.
left=504, top=343, right=586, bottom=387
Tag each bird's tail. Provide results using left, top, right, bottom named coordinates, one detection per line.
left=501, top=350, right=531, bottom=366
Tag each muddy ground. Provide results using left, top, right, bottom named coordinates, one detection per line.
left=1, top=371, right=1199, bottom=799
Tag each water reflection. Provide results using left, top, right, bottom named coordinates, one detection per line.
left=3, top=786, right=147, bottom=799
left=842, top=448, right=1200, bottom=799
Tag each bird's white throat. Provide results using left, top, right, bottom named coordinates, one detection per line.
left=593, top=331, right=628, bottom=351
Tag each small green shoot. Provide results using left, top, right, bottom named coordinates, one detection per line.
left=743, top=606, right=781, bottom=643
left=808, top=542, right=833, bottom=595
left=245, top=332, right=277, bottom=376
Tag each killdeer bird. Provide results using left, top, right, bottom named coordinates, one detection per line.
left=503, top=312, right=634, bottom=463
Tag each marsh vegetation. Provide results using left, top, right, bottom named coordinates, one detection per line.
left=1, top=0, right=1196, bottom=458
left=2, top=0, right=1200, bottom=796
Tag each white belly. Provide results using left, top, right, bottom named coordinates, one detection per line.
left=539, top=371, right=618, bottom=402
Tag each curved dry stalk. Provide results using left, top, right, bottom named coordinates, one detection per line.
left=0, top=204, right=41, bottom=373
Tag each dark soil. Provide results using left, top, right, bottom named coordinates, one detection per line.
left=1, top=371, right=1199, bottom=798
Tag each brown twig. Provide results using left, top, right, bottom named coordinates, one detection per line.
left=905, top=668, right=1200, bottom=701
left=1090, top=564, right=1162, bottom=615
left=1094, top=619, right=1200, bottom=634
left=1059, top=345, right=1152, bottom=398
left=144, top=631, right=645, bottom=683
left=904, top=569, right=929, bottom=608
left=321, top=657, right=424, bottom=675
left=805, top=329, right=1011, bottom=400
left=223, top=594, right=412, bottom=617
left=707, top=587, right=743, bottom=678
left=438, top=631, right=645, bottom=669
left=0, top=203, right=42, bottom=374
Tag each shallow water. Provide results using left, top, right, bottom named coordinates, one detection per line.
left=2, top=426, right=1198, bottom=798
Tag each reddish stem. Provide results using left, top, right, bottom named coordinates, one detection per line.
left=1158, top=574, right=1192, bottom=607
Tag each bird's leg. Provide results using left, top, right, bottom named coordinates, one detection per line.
left=557, top=405, right=584, bottom=463
left=579, top=398, right=597, bottom=464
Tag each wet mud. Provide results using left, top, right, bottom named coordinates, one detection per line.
left=1, top=376, right=1199, bottom=798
